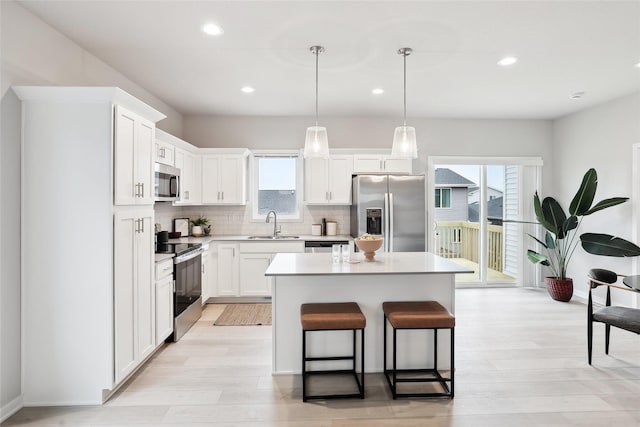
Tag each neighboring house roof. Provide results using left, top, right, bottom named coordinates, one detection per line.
left=468, top=197, right=504, bottom=223
left=468, top=185, right=503, bottom=195
left=435, top=168, right=476, bottom=187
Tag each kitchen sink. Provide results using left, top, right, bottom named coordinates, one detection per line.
left=247, top=235, right=300, bottom=240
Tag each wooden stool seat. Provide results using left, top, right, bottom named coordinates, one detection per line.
left=300, top=302, right=366, bottom=401
left=383, top=300, right=455, bottom=399
left=301, top=302, right=366, bottom=330
left=383, top=301, right=455, bottom=329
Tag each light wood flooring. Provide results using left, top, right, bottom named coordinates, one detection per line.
left=4, top=288, right=640, bottom=426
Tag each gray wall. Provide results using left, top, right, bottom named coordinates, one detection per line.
left=552, top=91, right=640, bottom=299
left=184, top=115, right=555, bottom=187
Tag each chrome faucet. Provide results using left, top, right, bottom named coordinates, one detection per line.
left=266, top=210, right=280, bottom=237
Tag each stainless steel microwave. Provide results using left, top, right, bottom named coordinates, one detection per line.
left=154, top=163, right=180, bottom=202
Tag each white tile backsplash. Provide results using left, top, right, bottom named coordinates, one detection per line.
left=153, top=203, right=351, bottom=236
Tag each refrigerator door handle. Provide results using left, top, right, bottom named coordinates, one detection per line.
left=389, top=192, right=394, bottom=252
left=384, top=192, right=390, bottom=252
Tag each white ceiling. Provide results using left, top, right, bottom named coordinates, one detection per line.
left=17, top=0, right=640, bottom=119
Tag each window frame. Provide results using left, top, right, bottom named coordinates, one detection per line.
left=435, top=187, right=452, bottom=209
left=249, top=150, right=304, bottom=222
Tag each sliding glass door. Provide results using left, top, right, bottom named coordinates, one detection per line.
left=429, top=158, right=541, bottom=287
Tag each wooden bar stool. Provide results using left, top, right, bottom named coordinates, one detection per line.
left=300, top=302, right=366, bottom=401
left=382, top=301, right=455, bottom=399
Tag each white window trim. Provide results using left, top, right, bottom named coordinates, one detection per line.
left=249, top=149, right=304, bottom=222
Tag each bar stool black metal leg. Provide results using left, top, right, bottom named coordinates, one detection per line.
left=360, top=327, right=365, bottom=398
left=450, top=327, right=455, bottom=398
left=433, top=329, right=438, bottom=372
left=302, top=330, right=307, bottom=402
left=392, top=327, right=397, bottom=399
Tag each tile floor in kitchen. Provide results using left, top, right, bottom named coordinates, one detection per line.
left=4, top=288, right=640, bottom=426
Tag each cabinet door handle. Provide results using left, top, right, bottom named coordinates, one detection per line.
left=185, top=190, right=189, bottom=200
left=141, top=183, right=144, bottom=198
left=222, top=192, right=224, bottom=201
left=329, top=191, right=332, bottom=200
left=217, top=191, right=220, bottom=200
left=134, top=183, right=139, bottom=197
left=232, top=248, right=235, bottom=257
left=140, top=218, right=144, bottom=233
left=383, top=160, right=386, bottom=170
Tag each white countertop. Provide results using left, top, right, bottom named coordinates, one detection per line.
left=265, top=252, right=474, bottom=276
left=167, top=234, right=352, bottom=244
left=154, top=253, right=174, bottom=263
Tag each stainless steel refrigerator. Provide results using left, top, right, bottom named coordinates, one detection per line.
left=350, top=175, right=426, bottom=252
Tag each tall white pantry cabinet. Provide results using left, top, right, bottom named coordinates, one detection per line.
left=14, top=87, right=166, bottom=405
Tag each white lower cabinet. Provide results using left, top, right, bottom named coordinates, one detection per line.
left=239, top=253, right=273, bottom=296
left=236, top=241, right=304, bottom=297
left=201, top=243, right=217, bottom=303
left=114, top=208, right=155, bottom=384
left=155, top=258, right=174, bottom=343
left=217, top=243, right=239, bottom=296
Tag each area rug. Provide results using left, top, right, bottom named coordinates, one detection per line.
left=213, top=303, right=272, bottom=326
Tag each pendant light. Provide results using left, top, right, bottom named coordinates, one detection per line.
left=303, top=45, right=330, bottom=158
left=391, top=47, right=418, bottom=158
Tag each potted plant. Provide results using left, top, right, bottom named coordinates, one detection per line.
left=526, top=168, right=640, bottom=301
left=190, top=216, right=209, bottom=237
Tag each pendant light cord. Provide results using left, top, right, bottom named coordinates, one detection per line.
left=403, top=50, right=407, bottom=126
left=315, top=48, right=319, bottom=127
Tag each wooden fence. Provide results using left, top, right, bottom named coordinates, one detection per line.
left=435, top=221, right=503, bottom=272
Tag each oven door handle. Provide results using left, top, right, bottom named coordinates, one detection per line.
left=174, top=248, right=204, bottom=264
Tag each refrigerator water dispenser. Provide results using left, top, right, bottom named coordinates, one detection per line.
left=366, top=208, right=382, bottom=235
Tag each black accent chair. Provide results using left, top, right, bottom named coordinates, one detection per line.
left=587, top=268, right=640, bottom=365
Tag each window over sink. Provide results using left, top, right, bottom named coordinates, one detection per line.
left=251, top=151, right=303, bottom=221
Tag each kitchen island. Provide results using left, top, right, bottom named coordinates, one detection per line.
left=265, top=252, right=472, bottom=374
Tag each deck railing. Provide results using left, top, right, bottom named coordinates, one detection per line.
left=435, top=221, right=503, bottom=272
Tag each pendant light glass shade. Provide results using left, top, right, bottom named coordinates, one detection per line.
left=391, top=47, right=418, bottom=159
left=304, top=126, right=329, bottom=158
left=304, top=45, right=330, bottom=158
left=392, top=125, right=417, bottom=158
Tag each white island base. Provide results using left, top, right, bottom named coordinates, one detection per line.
left=265, top=252, right=472, bottom=374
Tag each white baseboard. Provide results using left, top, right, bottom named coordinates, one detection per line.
left=0, top=395, right=23, bottom=423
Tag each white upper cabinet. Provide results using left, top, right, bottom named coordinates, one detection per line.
left=305, top=155, right=353, bottom=204
left=353, top=154, right=412, bottom=174
left=201, top=151, right=249, bottom=205
left=114, top=105, right=155, bottom=205
left=154, top=138, right=175, bottom=166
left=174, top=147, right=201, bottom=205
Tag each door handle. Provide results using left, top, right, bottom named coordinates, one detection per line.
left=389, top=193, right=394, bottom=252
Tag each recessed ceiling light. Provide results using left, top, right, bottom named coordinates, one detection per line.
left=570, top=91, right=585, bottom=100
left=372, top=88, right=384, bottom=95
left=202, top=23, right=223, bottom=36
left=241, top=86, right=255, bottom=94
left=497, top=56, right=518, bottom=67
left=635, top=61, right=640, bottom=68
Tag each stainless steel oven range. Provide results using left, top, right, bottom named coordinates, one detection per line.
left=156, top=242, right=203, bottom=341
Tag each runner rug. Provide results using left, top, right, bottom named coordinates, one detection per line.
left=213, top=303, right=272, bottom=326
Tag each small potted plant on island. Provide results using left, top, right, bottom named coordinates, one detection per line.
left=526, top=168, right=640, bottom=301
left=190, top=216, right=209, bottom=237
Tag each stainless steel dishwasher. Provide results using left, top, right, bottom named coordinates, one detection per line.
left=304, top=239, right=350, bottom=253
